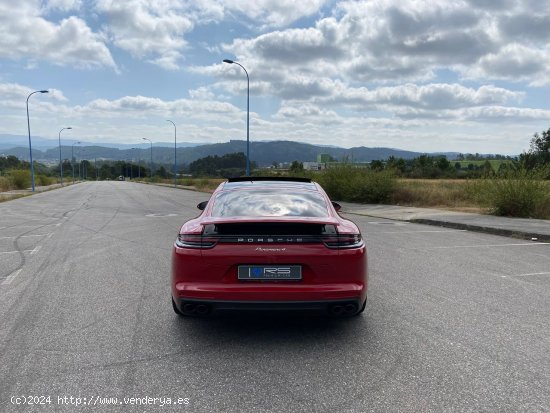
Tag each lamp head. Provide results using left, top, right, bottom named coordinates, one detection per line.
left=67, top=127, right=72, bottom=130
left=223, top=59, right=234, bottom=64
left=39, top=90, right=49, bottom=93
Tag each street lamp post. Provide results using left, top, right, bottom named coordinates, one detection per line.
left=133, top=147, right=141, bottom=179
left=223, top=59, right=250, bottom=176
left=26, top=90, right=49, bottom=191
left=71, top=141, right=80, bottom=184
left=166, top=120, right=177, bottom=187
left=142, top=138, right=153, bottom=179
left=58, top=127, right=72, bottom=185
left=78, top=147, right=84, bottom=180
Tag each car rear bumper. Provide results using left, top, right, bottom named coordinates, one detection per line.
left=173, top=281, right=366, bottom=301
left=173, top=297, right=364, bottom=316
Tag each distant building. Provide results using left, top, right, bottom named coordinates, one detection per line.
left=303, top=162, right=325, bottom=170
left=317, top=154, right=334, bottom=163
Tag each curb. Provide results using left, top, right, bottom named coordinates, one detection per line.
left=343, top=209, right=549, bottom=243
left=409, top=219, right=550, bottom=242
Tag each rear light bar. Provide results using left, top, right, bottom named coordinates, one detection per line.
left=175, top=225, right=363, bottom=250
left=322, top=234, right=364, bottom=249
left=176, top=234, right=217, bottom=249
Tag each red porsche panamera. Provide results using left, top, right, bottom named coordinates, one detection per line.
left=171, top=177, right=367, bottom=316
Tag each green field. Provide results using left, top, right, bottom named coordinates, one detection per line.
left=454, top=160, right=514, bottom=170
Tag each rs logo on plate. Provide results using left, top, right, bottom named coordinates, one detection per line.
left=250, top=267, right=290, bottom=277
left=251, top=267, right=291, bottom=277
left=239, top=265, right=301, bottom=280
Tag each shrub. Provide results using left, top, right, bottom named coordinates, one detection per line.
left=8, top=169, right=31, bottom=190
left=36, top=174, right=53, bottom=186
left=392, top=179, right=477, bottom=207
left=352, top=170, right=396, bottom=203
left=471, top=167, right=550, bottom=218
left=0, top=176, right=11, bottom=191
left=195, top=178, right=222, bottom=192
left=315, top=166, right=397, bottom=203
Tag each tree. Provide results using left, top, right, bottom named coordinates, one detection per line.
left=0, top=155, right=26, bottom=172
left=530, top=128, right=550, bottom=154
left=157, top=165, right=168, bottom=178
left=370, top=160, right=384, bottom=171
left=482, top=160, right=493, bottom=177
left=189, top=152, right=254, bottom=177
left=289, top=161, right=304, bottom=173
left=520, top=128, right=550, bottom=171
left=386, top=156, right=406, bottom=174
left=436, top=157, right=450, bottom=171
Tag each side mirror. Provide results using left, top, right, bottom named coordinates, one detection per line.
left=197, top=201, right=208, bottom=211
left=332, top=201, right=342, bottom=212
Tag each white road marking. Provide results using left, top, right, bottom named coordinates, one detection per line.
left=381, top=230, right=467, bottom=234
left=417, top=242, right=550, bottom=250
left=0, top=249, right=35, bottom=255
left=511, top=272, right=550, bottom=278
left=0, top=219, right=50, bottom=229
left=1, top=269, right=22, bottom=285
left=0, top=233, right=53, bottom=240
left=367, top=221, right=408, bottom=225
left=0, top=245, right=43, bottom=255
left=0, top=222, right=60, bottom=230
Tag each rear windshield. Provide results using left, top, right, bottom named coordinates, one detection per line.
left=211, top=190, right=329, bottom=217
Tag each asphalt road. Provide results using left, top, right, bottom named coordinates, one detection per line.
left=1, top=181, right=549, bottom=412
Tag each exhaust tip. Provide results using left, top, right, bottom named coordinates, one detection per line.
left=183, top=303, right=196, bottom=313
left=196, top=304, right=210, bottom=315
left=331, top=305, right=345, bottom=316
left=344, top=304, right=357, bottom=315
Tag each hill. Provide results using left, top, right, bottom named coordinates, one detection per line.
left=1, top=138, right=459, bottom=166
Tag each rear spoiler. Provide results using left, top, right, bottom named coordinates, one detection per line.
left=227, top=176, right=312, bottom=183
left=200, top=216, right=340, bottom=226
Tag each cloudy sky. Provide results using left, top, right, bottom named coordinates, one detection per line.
left=1, top=0, right=549, bottom=155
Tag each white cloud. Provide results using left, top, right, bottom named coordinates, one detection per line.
left=2, top=1, right=550, bottom=156
left=221, top=0, right=327, bottom=28
left=273, top=103, right=343, bottom=125
left=213, top=0, right=550, bottom=86
left=459, top=106, right=550, bottom=122
left=469, top=44, right=550, bottom=86
left=93, top=0, right=327, bottom=69
left=75, top=94, right=242, bottom=121
left=188, top=86, right=215, bottom=100
left=43, top=0, right=82, bottom=12
left=1, top=82, right=546, bottom=154
left=96, top=0, right=193, bottom=70
left=320, top=83, right=524, bottom=111
left=0, top=83, right=67, bottom=109
left=0, top=0, right=115, bottom=69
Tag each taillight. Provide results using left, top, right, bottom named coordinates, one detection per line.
left=333, top=233, right=363, bottom=249
left=175, top=234, right=218, bottom=249
left=322, top=231, right=363, bottom=249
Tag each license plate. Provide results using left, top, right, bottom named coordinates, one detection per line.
left=238, top=265, right=302, bottom=280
